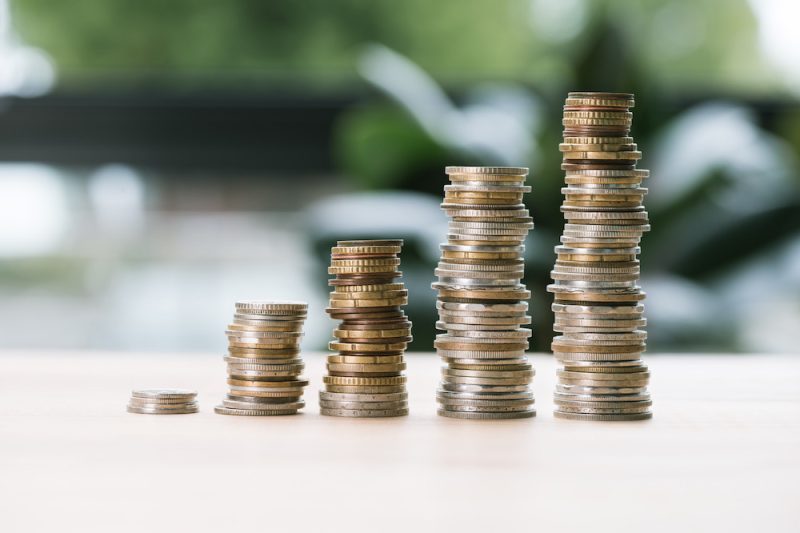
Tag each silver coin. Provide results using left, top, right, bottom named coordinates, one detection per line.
left=436, top=349, right=528, bottom=359
left=227, top=368, right=303, bottom=379
left=222, top=399, right=305, bottom=410
left=131, top=388, right=196, bottom=400
left=226, top=394, right=302, bottom=404
left=441, top=382, right=531, bottom=393
left=552, top=303, right=644, bottom=316
left=214, top=405, right=298, bottom=416
left=554, top=392, right=650, bottom=403
left=435, top=277, right=522, bottom=287
left=440, top=244, right=526, bottom=253
left=436, top=389, right=534, bottom=401
left=556, top=383, right=648, bottom=395
left=436, top=269, right=524, bottom=280
left=445, top=329, right=531, bottom=339
left=443, top=368, right=534, bottom=379
left=436, top=396, right=535, bottom=408
left=233, top=313, right=307, bottom=324
left=438, top=301, right=528, bottom=312
left=319, top=400, right=408, bottom=410
left=558, top=331, right=647, bottom=341
left=437, top=261, right=525, bottom=272
left=555, top=245, right=641, bottom=255
left=551, top=279, right=639, bottom=289
left=440, top=357, right=529, bottom=366
left=127, top=404, right=198, bottom=415
left=318, top=391, right=408, bottom=402
left=438, top=314, right=531, bottom=325
left=553, top=411, right=651, bottom=421
left=437, top=409, right=535, bottom=419
left=554, top=398, right=652, bottom=409
left=438, top=403, right=534, bottom=413
left=442, top=375, right=532, bottom=386
left=437, top=322, right=529, bottom=332
left=319, top=407, right=409, bottom=418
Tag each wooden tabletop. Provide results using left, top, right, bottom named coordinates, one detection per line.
left=0, top=351, right=797, bottom=532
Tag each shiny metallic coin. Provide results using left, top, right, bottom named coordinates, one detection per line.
left=436, top=349, right=528, bottom=359
left=440, top=382, right=531, bottom=393
left=222, top=399, right=305, bottom=410
left=131, top=388, right=196, bottom=400
left=319, top=391, right=408, bottom=402
left=553, top=411, right=652, bottom=421
left=554, top=391, right=650, bottom=403
left=214, top=405, right=298, bottom=416
left=324, top=385, right=406, bottom=394
left=127, top=404, right=198, bottom=415
left=556, top=383, right=647, bottom=395
left=319, top=400, right=408, bottom=411
left=437, top=409, right=535, bottom=419
left=319, top=407, right=409, bottom=418
left=436, top=389, right=534, bottom=401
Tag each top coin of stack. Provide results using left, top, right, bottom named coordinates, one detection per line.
left=433, top=166, right=536, bottom=420
left=548, top=91, right=652, bottom=421
left=215, top=301, right=309, bottom=416
left=127, top=389, right=198, bottom=414
left=320, top=239, right=411, bottom=417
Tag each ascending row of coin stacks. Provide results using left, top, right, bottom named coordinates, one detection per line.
left=320, top=240, right=411, bottom=417
left=547, top=92, right=652, bottom=421
left=215, top=301, right=309, bottom=416
left=433, top=166, right=536, bottom=419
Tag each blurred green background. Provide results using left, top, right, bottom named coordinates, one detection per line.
left=0, top=0, right=798, bottom=354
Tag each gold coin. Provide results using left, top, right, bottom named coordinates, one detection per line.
left=328, top=341, right=409, bottom=352
left=323, top=375, right=407, bottom=386
left=327, top=296, right=408, bottom=308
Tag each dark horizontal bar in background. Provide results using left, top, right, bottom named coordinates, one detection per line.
left=0, top=91, right=356, bottom=173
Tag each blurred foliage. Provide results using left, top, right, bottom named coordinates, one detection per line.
left=10, top=0, right=786, bottom=94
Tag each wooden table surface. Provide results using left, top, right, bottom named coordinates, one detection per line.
left=0, top=351, right=797, bottom=532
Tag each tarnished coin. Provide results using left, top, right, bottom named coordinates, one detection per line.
left=319, top=400, right=408, bottom=410
left=214, top=405, right=299, bottom=416
left=127, top=404, right=198, bottom=415
left=554, top=411, right=652, bottom=421
left=222, top=399, right=305, bottom=410
left=319, top=407, right=409, bottom=418
left=319, top=391, right=408, bottom=402
left=437, top=409, right=535, bottom=419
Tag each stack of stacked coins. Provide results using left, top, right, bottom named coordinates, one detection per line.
left=432, top=166, right=536, bottom=420
left=320, top=239, right=411, bottom=418
left=127, top=389, right=198, bottom=415
left=215, top=301, right=309, bottom=416
left=547, top=91, right=652, bottom=421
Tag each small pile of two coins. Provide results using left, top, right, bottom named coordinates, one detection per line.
left=548, top=92, right=652, bottom=421
left=321, top=240, right=411, bottom=417
left=433, top=166, right=536, bottom=419
left=127, top=389, right=198, bottom=414
left=215, top=301, right=309, bottom=416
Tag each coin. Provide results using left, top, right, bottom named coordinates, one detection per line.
left=214, top=406, right=299, bottom=416
left=127, top=404, right=198, bottom=415
left=437, top=409, right=536, bottom=419
left=131, top=388, right=196, bottom=400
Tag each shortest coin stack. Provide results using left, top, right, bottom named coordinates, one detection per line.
left=128, top=389, right=198, bottom=415
left=215, top=301, right=309, bottom=416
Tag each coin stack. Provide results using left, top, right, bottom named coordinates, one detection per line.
left=433, top=166, right=536, bottom=420
left=127, top=389, right=198, bottom=415
left=215, top=301, right=309, bottom=416
left=320, top=239, right=411, bottom=418
left=547, top=91, right=652, bottom=421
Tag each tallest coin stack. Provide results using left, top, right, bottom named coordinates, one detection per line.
left=547, top=92, right=652, bottom=421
